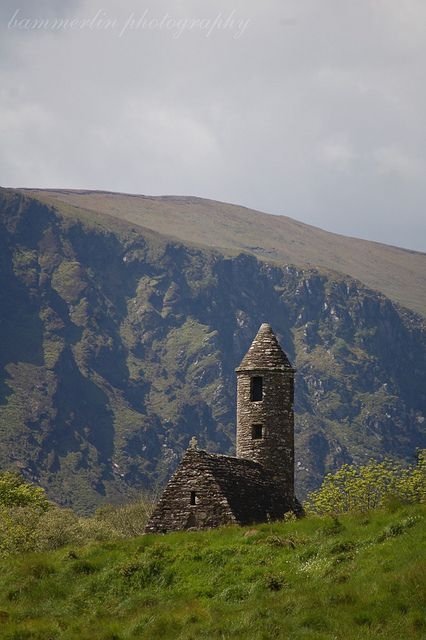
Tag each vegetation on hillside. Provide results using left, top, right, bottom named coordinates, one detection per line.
left=0, top=455, right=424, bottom=638
left=28, top=188, right=426, bottom=317
left=0, top=503, right=424, bottom=638
left=305, top=450, right=426, bottom=515
left=0, top=188, right=424, bottom=511
left=0, top=473, right=154, bottom=557
left=0, top=451, right=423, bottom=555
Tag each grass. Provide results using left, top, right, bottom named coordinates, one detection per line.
left=0, top=504, right=424, bottom=639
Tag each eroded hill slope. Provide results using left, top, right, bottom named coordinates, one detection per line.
left=0, top=188, right=424, bottom=511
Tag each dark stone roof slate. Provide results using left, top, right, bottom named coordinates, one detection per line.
left=191, top=450, right=287, bottom=523
left=236, top=323, right=294, bottom=372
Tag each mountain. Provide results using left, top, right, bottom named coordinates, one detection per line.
left=25, top=188, right=426, bottom=318
left=0, top=187, right=425, bottom=512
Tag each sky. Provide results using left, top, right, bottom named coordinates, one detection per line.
left=0, top=0, right=425, bottom=251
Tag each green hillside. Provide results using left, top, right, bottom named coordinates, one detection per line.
left=0, top=503, right=424, bottom=639
left=25, top=188, right=426, bottom=318
left=0, top=187, right=425, bottom=512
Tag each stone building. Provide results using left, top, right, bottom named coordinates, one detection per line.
left=145, top=323, right=298, bottom=533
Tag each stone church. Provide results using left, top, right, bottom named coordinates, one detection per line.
left=145, top=323, right=298, bottom=533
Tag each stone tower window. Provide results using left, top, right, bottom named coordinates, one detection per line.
left=190, top=491, right=198, bottom=505
left=289, top=378, right=294, bottom=405
left=251, top=376, right=263, bottom=402
left=252, top=424, right=264, bottom=440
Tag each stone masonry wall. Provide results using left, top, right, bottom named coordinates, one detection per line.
left=236, top=369, right=294, bottom=501
left=145, top=449, right=236, bottom=533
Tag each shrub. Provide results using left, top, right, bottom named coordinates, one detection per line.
left=34, top=508, right=83, bottom=551
left=94, top=496, right=154, bottom=537
left=0, top=472, right=51, bottom=555
left=0, top=505, right=43, bottom=555
left=34, top=508, right=115, bottom=551
left=0, top=483, right=154, bottom=556
left=0, top=472, right=49, bottom=511
left=305, top=450, right=426, bottom=516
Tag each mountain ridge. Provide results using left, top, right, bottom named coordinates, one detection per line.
left=21, top=187, right=426, bottom=318
left=17, top=186, right=426, bottom=253
left=0, top=187, right=424, bottom=512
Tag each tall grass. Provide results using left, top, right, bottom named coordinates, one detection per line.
left=0, top=503, right=424, bottom=639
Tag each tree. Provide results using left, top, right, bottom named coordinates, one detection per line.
left=304, top=450, right=426, bottom=516
left=0, top=472, right=50, bottom=555
left=0, top=471, right=50, bottom=511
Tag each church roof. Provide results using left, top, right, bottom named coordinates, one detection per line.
left=145, top=448, right=290, bottom=533
left=236, top=323, right=294, bottom=372
left=200, top=451, right=287, bottom=523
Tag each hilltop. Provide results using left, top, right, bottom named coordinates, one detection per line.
left=25, top=188, right=426, bottom=318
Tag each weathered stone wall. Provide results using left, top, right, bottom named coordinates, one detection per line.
left=145, top=449, right=236, bottom=533
left=236, top=323, right=295, bottom=502
left=236, top=369, right=294, bottom=501
left=144, top=448, right=293, bottom=533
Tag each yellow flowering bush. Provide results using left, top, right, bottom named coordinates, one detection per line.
left=305, top=450, right=426, bottom=515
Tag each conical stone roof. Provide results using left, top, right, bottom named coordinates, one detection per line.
left=236, top=323, right=294, bottom=372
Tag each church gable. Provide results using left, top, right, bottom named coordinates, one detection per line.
left=145, top=449, right=236, bottom=534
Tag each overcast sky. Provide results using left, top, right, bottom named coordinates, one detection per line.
left=1, top=1, right=425, bottom=251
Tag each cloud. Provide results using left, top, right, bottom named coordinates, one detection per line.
left=0, top=0, right=425, bottom=251
left=373, top=146, right=425, bottom=181
left=320, top=139, right=357, bottom=171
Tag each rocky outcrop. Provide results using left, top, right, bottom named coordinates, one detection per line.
left=0, top=188, right=425, bottom=512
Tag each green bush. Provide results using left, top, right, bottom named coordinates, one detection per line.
left=0, top=471, right=154, bottom=555
left=305, top=450, right=426, bottom=516
left=34, top=508, right=114, bottom=551
left=94, top=496, right=154, bottom=537
left=0, top=472, right=49, bottom=511
left=0, top=473, right=51, bottom=555
left=0, top=505, right=42, bottom=555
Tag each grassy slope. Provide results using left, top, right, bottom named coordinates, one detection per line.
left=0, top=504, right=424, bottom=640
left=24, top=189, right=426, bottom=318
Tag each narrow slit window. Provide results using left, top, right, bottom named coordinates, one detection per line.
left=251, top=376, right=263, bottom=402
left=289, top=378, right=294, bottom=405
left=190, top=491, right=197, bottom=505
left=252, top=424, right=264, bottom=440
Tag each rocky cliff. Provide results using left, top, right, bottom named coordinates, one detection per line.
left=0, top=188, right=425, bottom=512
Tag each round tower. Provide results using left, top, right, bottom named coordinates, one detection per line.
left=235, top=323, right=295, bottom=501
